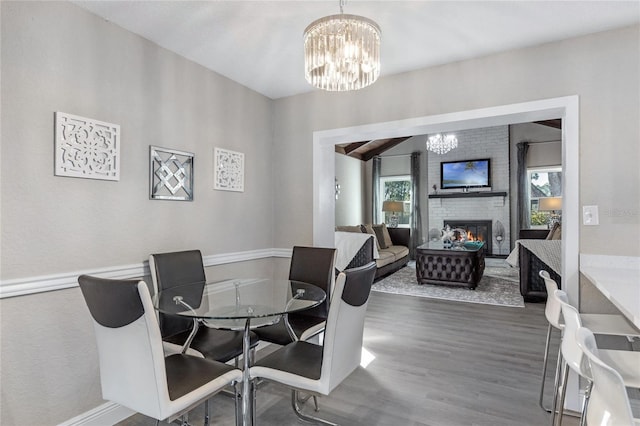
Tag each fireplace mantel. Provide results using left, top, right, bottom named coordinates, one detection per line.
left=428, top=191, right=507, bottom=199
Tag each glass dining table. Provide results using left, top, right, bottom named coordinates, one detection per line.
left=152, top=278, right=326, bottom=426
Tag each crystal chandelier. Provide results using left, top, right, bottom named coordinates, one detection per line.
left=426, top=134, right=458, bottom=155
left=304, top=0, right=381, bottom=92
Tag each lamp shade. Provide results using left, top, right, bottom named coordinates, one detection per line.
left=539, top=197, right=562, bottom=211
left=382, top=200, right=404, bottom=213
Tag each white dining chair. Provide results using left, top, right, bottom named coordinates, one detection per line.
left=537, top=270, right=639, bottom=413
left=250, top=262, right=376, bottom=425
left=78, top=275, right=243, bottom=425
left=575, top=327, right=640, bottom=426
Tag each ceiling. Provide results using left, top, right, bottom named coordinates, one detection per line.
left=73, top=1, right=639, bottom=100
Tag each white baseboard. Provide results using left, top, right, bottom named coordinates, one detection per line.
left=58, top=402, right=134, bottom=426
left=0, top=248, right=293, bottom=299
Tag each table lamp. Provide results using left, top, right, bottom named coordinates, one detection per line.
left=382, top=200, right=404, bottom=228
left=539, top=196, right=562, bottom=228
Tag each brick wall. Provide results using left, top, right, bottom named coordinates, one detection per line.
left=427, top=126, right=511, bottom=255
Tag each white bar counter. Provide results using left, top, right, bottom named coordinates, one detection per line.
left=580, top=254, right=640, bottom=329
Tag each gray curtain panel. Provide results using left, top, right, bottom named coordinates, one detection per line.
left=410, top=152, right=422, bottom=259
left=373, top=156, right=381, bottom=224
left=517, top=142, right=530, bottom=231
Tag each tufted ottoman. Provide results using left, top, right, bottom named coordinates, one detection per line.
left=415, top=242, right=485, bottom=289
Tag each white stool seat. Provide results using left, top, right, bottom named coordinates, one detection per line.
left=598, top=349, right=640, bottom=388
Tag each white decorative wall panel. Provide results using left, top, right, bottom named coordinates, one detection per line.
left=149, top=146, right=194, bottom=201
left=54, top=112, right=120, bottom=180
left=214, top=147, right=244, bottom=192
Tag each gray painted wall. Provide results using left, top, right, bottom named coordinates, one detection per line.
left=1, top=2, right=274, bottom=424
left=1, top=1, right=638, bottom=424
left=272, top=25, right=639, bottom=258
left=334, top=153, right=365, bottom=226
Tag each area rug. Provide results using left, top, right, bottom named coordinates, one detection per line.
left=372, top=259, right=524, bottom=307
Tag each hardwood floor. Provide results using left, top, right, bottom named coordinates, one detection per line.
left=117, top=291, right=636, bottom=426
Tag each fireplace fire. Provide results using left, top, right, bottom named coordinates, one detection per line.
left=444, top=220, right=493, bottom=255
left=466, top=230, right=484, bottom=242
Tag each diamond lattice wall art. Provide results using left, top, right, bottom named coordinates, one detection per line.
left=149, top=146, right=194, bottom=201
left=214, top=147, right=244, bottom=192
left=54, top=112, right=120, bottom=181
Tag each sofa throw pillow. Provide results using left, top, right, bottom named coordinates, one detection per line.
left=380, top=223, right=393, bottom=248
left=363, top=224, right=383, bottom=250
left=551, top=225, right=562, bottom=240
left=371, top=224, right=390, bottom=249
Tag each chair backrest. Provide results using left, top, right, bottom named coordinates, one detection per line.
left=539, top=270, right=563, bottom=330
left=576, top=327, right=636, bottom=426
left=555, top=289, right=591, bottom=380
left=78, top=275, right=170, bottom=419
left=288, top=246, right=336, bottom=319
left=149, top=250, right=206, bottom=338
left=318, top=262, right=376, bottom=395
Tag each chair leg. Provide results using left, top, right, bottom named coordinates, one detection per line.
left=539, top=324, right=554, bottom=413
left=579, top=381, right=592, bottom=426
left=556, top=362, right=570, bottom=426
left=234, top=382, right=242, bottom=426
left=550, top=347, right=563, bottom=426
left=204, top=399, right=210, bottom=426
left=296, top=392, right=321, bottom=412
left=291, top=390, right=336, bottom=426
left=252, top=379, right=257, bottom=423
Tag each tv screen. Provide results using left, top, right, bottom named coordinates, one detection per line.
left=440, top=159, right=491, bottom=189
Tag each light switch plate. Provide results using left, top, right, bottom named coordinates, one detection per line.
left=583, top=205, right=599, bottom=225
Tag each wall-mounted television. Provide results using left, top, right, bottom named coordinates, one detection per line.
left=440, top=158, right=491, bottom=189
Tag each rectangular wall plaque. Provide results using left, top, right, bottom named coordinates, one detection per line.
left=150, top=146, right=194, bottom=201
left=55, top=112, right=120, bottom=181
left=214, top=147, right=244, bottom=192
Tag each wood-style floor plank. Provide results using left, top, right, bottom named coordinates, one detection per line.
left=116, top=291, right=639, bottom=426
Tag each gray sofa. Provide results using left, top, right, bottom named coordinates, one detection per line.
left=336, top=225, right=410, bottom=279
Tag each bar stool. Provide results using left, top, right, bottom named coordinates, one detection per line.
left=537, top=271, right=639, bottom=413
left=575, top=327, right=640, bottom=426
left=551, top=290, right=640, bottom=426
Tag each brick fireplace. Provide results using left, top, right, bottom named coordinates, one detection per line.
left=444, top=220, right=492, bottom=255
left=427, top=126, right=511, bottom=256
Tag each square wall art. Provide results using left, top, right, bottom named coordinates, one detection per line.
left=149, top=146, right=194, bottom=201
left=54, top=112, right=120, bottom=181
left=214, top=147, right=244, bottom=192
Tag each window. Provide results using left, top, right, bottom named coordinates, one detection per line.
left=528, top=167, right=562, bottom=228
left=379, top=176, right=411, bottom=227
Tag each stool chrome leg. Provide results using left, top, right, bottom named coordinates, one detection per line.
left=550, top=346, right=563, bottom=426
left=556, top=362, right=570, bottom=426
left=540, top=323, right=554, bottom=413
